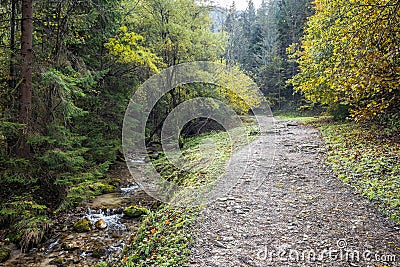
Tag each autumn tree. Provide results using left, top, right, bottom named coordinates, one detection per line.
left=290, top=0, right=400, bottom=125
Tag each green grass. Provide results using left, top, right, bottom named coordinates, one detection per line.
left=99, top=117, right=260, bottom=267
left=315, top=121, right=400, bottom=223
left=109, top=205, right=196, bottom=267
left=275, top=114, right=325, bottom=124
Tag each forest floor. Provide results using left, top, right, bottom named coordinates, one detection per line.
left=189, top=119, right=400, bottom=267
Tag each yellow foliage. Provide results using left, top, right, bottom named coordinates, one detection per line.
left=289, top=0, right=400, bottom=121
left=216, top=65, right=263, bottom=114
left=104, top=27, right=160, bottom=72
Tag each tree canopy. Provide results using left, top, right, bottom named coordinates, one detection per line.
left=290, top=0, right=400, bottom=125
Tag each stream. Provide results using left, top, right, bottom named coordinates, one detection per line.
left=2, top=162, right=156, bottom=267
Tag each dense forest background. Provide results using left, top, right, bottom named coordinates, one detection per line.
left=0, top=0, right=399, bottom=252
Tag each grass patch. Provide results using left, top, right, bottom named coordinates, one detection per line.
left=113, top=206, right=196, bottom=267
left=275, top=114, right=324, bottom=124
left=315, top=121, right=400, bottom=222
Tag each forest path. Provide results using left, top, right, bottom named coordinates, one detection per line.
left=189, top=120, right=400, bottom=267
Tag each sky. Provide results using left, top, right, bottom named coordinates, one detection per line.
left=211, top=0, right=262, bottom=11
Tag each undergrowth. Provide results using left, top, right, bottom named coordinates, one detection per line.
left=316, top=121, right=400, bottom=223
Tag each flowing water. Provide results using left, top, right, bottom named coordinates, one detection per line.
left=2, top=164, right=156, bottom=267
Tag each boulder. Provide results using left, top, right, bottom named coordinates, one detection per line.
left=123, top=206, right=149, bottom=218
left=95, top=219, right=107, bottom=230
left=73, top=218, right=92, bottom=233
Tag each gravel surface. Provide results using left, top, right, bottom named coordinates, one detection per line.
left=189, top=119, right=400, bottom=267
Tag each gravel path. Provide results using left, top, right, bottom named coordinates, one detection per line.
left=189, top=119, right=400, bottom=267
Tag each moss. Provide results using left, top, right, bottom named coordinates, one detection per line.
left=123, top=206, right=149, bottom=218
left=100, top=184, right=116, bottom=194
left=73, top=218, right=92, bottom=232
left=49, top=257, right=64, bottom=266
left=89, top=182, right=117, bottom=194
left=0, top=246, right=11, bottom=263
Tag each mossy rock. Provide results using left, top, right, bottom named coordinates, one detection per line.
left=100, top=184, right=116, bottom=194
left=73, top=218, right=93, bottom=232
left=123, top=206, right=149, bottom=218
left=0, top=246, right=11, bottom=263
left=49, top=257, right=64, bottom=266
left=89, top=182, right=117, bottom=195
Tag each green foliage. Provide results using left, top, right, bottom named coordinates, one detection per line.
left=152, top=130, right=232, bottom=187
left=328, top=103, right=350, bottom=121
left=0, top=0, right=126, bottom=227
left=223, top=0, right=312, bottom=111
left=114, top=206, right=195, bottom=267
left=39, top=67, right=99, bottom=119
left=0, top=198, right=50, bottom=251
left=152, top=119, right=258, bottom=188
left=215, top=66, right=264, bottom=114
left=121, top=0, right=225, bottom=66
left=317, top=122, right=400, bottom=223
left=290, top=0, right=400, bottom=124
left=105, top=27, right=160, bottom=72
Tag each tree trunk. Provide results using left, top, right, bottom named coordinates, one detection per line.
left=9, top=0, right=17, bottom=92
left=18, top=0, right=33, bottom=158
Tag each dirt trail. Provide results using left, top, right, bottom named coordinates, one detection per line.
left=189, top=120, right=400, bottom=267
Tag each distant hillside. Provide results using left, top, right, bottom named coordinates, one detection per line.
left=209, top=6, right=227, bottom=32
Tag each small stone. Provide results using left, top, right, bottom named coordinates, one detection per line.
left=235, top=209, right=245, bottom=215
left=214, top=240, right=227, bottom=249
left=300, top=144, right=319, bottom=149
left=95, top=219, right=107, bottom=230
left=364, top=243, right=373, bottom=249
left=222, top=236, right=235, bottom=242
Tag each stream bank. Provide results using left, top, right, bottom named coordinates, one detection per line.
left=1, top=163, right=156, bottom=267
